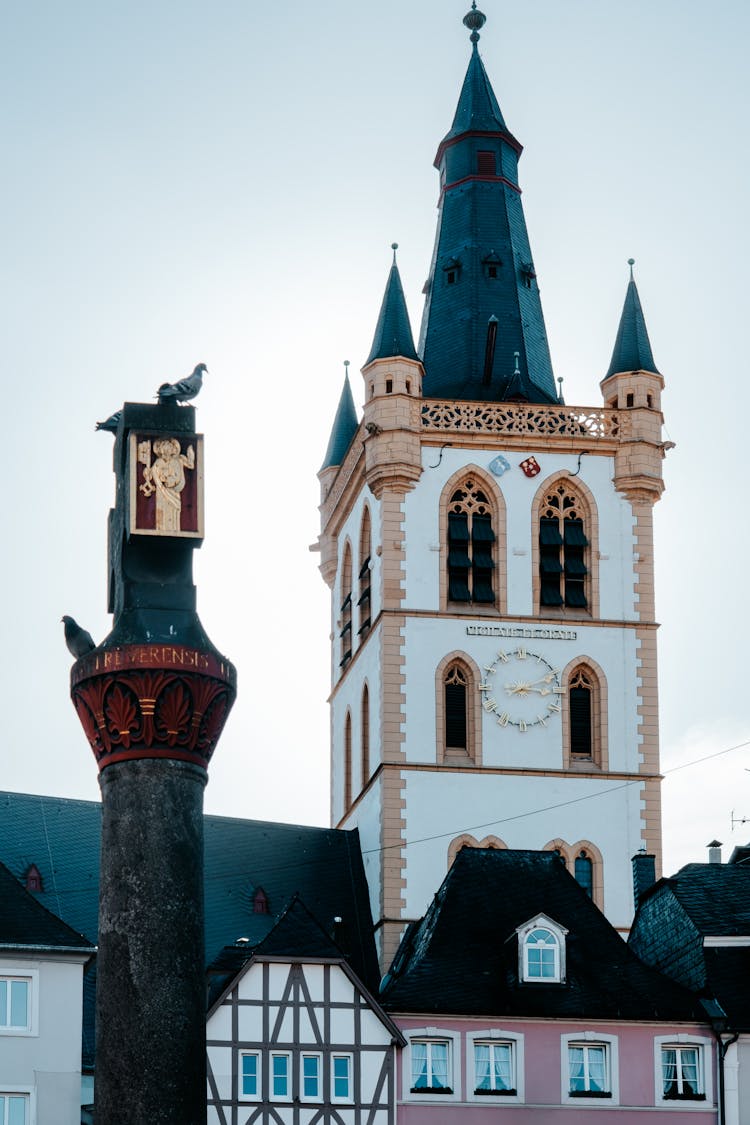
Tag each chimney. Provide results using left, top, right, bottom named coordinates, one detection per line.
left=707, top=839, right=723, bottom=864
left=632, top=851, right=656, bottom=903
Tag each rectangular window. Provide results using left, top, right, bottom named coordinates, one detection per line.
left=302, top=1054, right=321, bottom=1099
left=0, top=1096, right=28, bottom=1125
left=332, top=1054, right=352, bottom=1101
left=474, top=1041, right=515, bottom=1094
left=411, top=1039, right=451, bottom=1092
left=662, top=1046, right=703, bottom=1100
left=241, top=1053, right=258, bottom=1097
left=271, top=1053, right=290, bottom=1099
left=569, top=1043, right=610, bottom=1096
left=0, top=979, right=29, bottom=1031
left=477, top=150, right=496, bottom=175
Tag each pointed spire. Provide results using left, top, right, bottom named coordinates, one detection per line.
left=365, top=245, right=418, bottom=365
left=442, top=5, right=508, bottom=144
left=320, top=363, right=358, bottom=470
left=605, top=260, right=660, bottom=378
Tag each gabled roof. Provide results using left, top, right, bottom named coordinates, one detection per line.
left=365, top=256, right=418, bottom=365
left=0, top=860, right=94, bottom=953
left=382, top=848, right=703, bottom=1021
left=604, top=266, right=659, bottom=378
left=0, top=791, right=379, bottom=991
left=320, top=373, right=358, bottom=470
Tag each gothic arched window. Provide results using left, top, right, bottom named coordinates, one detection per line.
left=358, top=508, right=372, bottom=640
left=569, top=666, right=594, bottom=758
left=447, top=478, right=496, bottom=604
left=361, top=684, right=370, bottom=787
left=436, top=653, right=482, bottom=765
left=575, top=850, right=594, bottom=897
left=445, top=664, right=468, bottom=752
left=339, top=543, right=353, bottom=668
left=539, top=483, right=589, bottom=609
left=343, top=711, right=352, bottom=811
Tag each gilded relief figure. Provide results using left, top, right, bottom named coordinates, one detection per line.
left=139, top=438, right=195, bottom=532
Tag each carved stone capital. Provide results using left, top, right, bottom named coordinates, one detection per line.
left=70, top=644, right=236, bottom=771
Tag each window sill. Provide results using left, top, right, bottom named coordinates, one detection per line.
left=474, top=1088, right=517, bottom=1096
left=569, top=1090, right=612, bottom=1098
left=410, top=1088, right=453, bottom=1095
left=663, top=1093, right=706, bottom=1102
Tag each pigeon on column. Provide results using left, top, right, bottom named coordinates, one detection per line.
left=157, top=363, right=206, bottom=405
left=61, top=616, right=96, bottom=658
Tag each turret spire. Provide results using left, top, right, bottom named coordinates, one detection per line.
left=320, top=362, right=358, bottom=470
left=365, top=245, right=418, bottom=365
left=604, top=260, right=660, bottom=378
left=418, top=9, right=557, bottom=404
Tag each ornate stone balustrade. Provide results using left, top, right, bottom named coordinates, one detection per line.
left=421, top=400, right=620, bottom=439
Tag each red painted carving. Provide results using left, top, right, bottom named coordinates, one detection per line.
left=70, top=644, right=236, bottom=771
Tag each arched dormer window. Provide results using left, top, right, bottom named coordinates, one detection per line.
left=358, top=508, right=372, bottom=640
left=539, top=482, right=589, bottom=609
left=343, top=711, right=352, bottom=811
left=436, top=653, right=482, bottom=765
left=517, top=915, right=567, bottom=983
left=339, top=543, right=353, bottom=668
left=361, top=684, right=370, bottom=787
left=447, top=478, right=496, bottom=604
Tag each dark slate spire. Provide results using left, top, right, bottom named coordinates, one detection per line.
left=418, top=6, right=557, bottom=405
left=321, top=364, right=358, bottom=470
left=605, top=260, right=660, bottom=378
left=365, top=245, right=419, bottom=365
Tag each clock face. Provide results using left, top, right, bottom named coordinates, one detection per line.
left=480, top=647, right=566, bottom=732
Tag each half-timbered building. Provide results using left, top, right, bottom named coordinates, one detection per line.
left=206, top=897, right=403, bottom=1125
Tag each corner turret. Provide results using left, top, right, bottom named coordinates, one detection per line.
left=361, top=247, right=424, bottom=498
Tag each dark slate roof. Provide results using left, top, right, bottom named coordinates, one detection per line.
left=0, top=791, right=379, bottom=991
left=0, top=860, right=94, bottom=952
left=206, top=894, right=345, bottom=1010
left=604, top=271, right=659, bottom=378
left=418, top=41, right=557, bottom=405
left=365, top=259, right=418, bottom=365
left=440, top=42, right=509, bottom=147
left=320, top=374, right=359, bottom=470
left=652, top=863, right=750, bottom=937
left=703, top=947, right=750, bottom=1030
left=381, top=848, right=703, bottom=1022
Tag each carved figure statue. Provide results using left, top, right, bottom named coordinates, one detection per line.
left=139, top=438, right=195, bottom=533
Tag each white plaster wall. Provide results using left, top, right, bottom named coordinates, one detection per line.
left=401, top=769, right=644, bottom=929
left=403, top=446, right=638, bottom=620
left=343, top=780, right=382, bottom=932
left=331, top=622, right=382, bottom=824
left=0, top=956, right=86, bottom=1125
left=401, top=616, right=641, bottom=773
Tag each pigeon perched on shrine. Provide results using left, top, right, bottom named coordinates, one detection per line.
left=61, top=616, right=96, bottom=659
left=157, top=363, right=206, bottom=405
left=95, top=410, right=122, bottom=433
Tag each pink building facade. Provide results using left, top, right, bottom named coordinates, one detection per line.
left=396, top=1017, right=717, bottom=1121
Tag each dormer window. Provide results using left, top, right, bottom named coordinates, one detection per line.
left=520, top=262, right=536, bottom=289
left=517, top=914, right=567, bottom=983
left=482, top=251, right=502, bottom=280
left=442, top=257, right=461, bottom=286
left=25, top=864, right=43, bottom=892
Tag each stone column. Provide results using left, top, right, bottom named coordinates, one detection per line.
left=69, top=400, right=236, bottom=1124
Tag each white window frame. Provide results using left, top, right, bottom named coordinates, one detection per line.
left=561, top=1031, right=619, bottom=1106
left=468, top=1029, right=524, bottom=1103
left=654, top=1035, right=712, bottom=1107
left=239, top=1051, right=259, bottom=1101
left=330, top=1053, right=353, bottom=1104
left=516, top=914, right=568, bottom=983
left=0, top=969, right=38, bottom=1038
left=269, top=1051, right=292, bottom=1102
left=404, top=1028, right=460, bottom=1101
left=300, top=1052, right=323, bottom=1102
left=0, top=1088, right=35, bottom=1125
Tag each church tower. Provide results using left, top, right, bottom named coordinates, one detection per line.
left=316, top=7, right=667, bottom=968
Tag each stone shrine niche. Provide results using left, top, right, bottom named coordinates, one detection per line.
left=128, top=432, right=204, bottom=538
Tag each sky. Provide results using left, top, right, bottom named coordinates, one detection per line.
left=1, top=0, right=749, bottom=877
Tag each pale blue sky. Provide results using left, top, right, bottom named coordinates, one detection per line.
left=1, top=1, right=748, bottom=873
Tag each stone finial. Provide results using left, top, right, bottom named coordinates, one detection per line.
left=463, top=2, right=486, bottom=43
